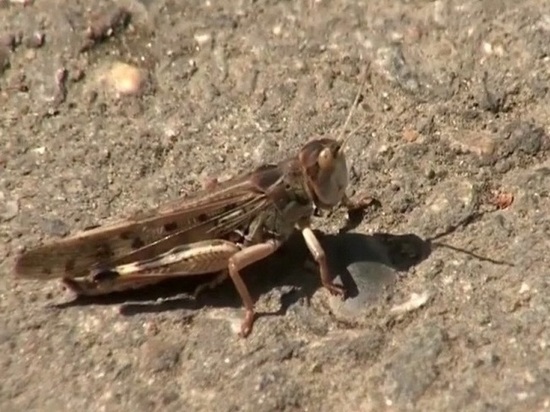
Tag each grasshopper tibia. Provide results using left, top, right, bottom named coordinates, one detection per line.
left=227, top=239, right=282, bottom=337
left=301, top=226, right=346, bottom=297
left=62, top=276, right=166, bottom=295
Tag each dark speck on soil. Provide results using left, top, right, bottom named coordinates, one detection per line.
left=1, top=0, right=550, bottom=411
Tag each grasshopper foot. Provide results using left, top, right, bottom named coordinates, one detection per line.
left=239, top=310, right=256, bottom=338
left=324, top=281, right=346, bottom=300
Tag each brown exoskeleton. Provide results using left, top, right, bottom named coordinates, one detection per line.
left=14, top=82, right=369, bottom=338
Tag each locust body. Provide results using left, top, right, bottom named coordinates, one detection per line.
left=14, top=68, right=372, bottom=338
left=15, top=137, right=355, bottom=337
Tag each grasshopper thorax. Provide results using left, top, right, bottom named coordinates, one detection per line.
left=299, top=138, right=348, bottom=210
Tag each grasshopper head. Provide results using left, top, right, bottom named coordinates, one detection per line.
left=299, top=76, right=367, bottom=209
left=299, top=138, right=349, bottom=209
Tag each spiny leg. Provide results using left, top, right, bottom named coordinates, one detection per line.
left=227, top=239, right=282, bottom=338
left=341, top=193, right=380, bottom=212
left=62, top=276, right=168, bottom=296
left=300, top=226, right=346, bottom=297
left=338, top=194, right=381, bottom=233
left=64, top=239, right=241, bottom=296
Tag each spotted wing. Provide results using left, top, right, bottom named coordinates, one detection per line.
left=15, top=166, right=284, bottom=280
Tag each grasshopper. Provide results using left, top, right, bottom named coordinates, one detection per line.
left=14, top=85, right=369, bottom=338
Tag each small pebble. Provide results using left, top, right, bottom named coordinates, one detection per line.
left=103, top=62, right=145, bottom=96
left=402, top=126, right=419, bottom=143
left=390, top=292, right=431, bottom=315
left=518, top=283, right=530, bottom=294
left=86, top=7, right=131, bottom=41
left=24, top=31, right=45, bottom=49
left=447, top=130, right=497, bottom=157
left=193, top=32, right=212, bottom=47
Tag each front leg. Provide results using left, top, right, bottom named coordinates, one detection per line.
left=300, top=225, right=346, bottom=298
left=338, top=193, right=381, bottom=233
left=341, top=193, right=380, bottom=211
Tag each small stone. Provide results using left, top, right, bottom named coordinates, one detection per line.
left=101, top=62, right=145, bottom=97
left=518, top=282, right=530, bottom=294
left=390, top=292, right=430, bottom=315
left=402, top=126, right=419, bottom=143
left=482, top=41, right=493, bottom=55
left=24, top=31, right=45, bottom=48
left=193, top=32, right=212, bottom=47
left=516, top=392, right=529, bottom=401
left=487, top=190, right=514, bottom=209
left=447, top=130, right=497, bottom=156
left=85, top=7, right=131, bottom=42
left=142, top=320, right=160, bottom=336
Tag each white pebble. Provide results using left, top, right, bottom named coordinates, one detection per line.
left=104, top=62, right=145, bottom=96
left=390, top=292, right=430, bottom=315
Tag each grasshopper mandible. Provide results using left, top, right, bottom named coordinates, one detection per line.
left=14, top=83, right=368, bottom=338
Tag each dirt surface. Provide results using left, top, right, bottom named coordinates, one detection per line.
left=1, top=0, right=550, bottom=411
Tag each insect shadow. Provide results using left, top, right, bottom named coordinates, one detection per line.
left=53, top=229, right=435, bottom=322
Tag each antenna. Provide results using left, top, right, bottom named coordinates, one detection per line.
left=337, top=64, right=370, bottom=152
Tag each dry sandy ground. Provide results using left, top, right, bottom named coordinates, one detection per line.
left=1, top=0, right=549, bottom=411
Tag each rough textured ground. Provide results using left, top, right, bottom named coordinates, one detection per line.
left=1, top=0, right=549, bottom=411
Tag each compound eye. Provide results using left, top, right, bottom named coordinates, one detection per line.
left=318, top=147, right=334, bottom=170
